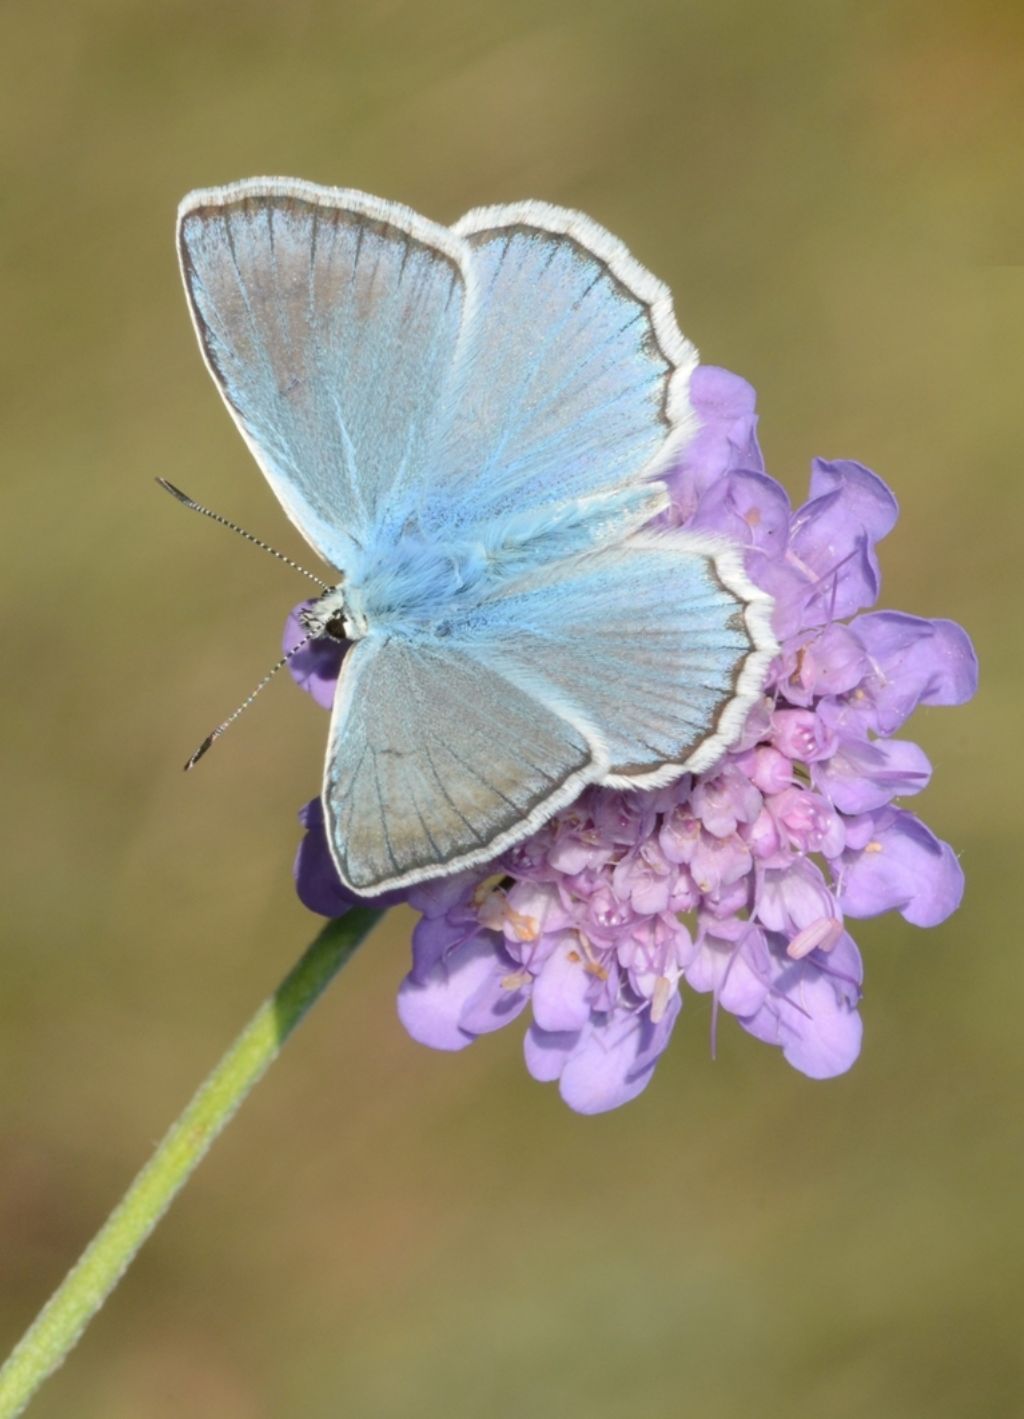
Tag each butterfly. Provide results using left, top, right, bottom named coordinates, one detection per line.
left=177, top=178, right=776, bottom=895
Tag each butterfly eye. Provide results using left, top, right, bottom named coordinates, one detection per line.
left=324, top=613, right=347, bottom=642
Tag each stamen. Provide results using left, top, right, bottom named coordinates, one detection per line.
left=650, top=975, right=673, bottom=1023
left=786, top=916, right=844, bottom=960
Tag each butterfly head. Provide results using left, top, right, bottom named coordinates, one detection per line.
left=299, top=586, right=362, bottom=643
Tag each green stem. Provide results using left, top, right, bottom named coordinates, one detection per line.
left=0, top=906, right=386, bottom=1418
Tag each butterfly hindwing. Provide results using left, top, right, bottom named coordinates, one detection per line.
left=446, top=529, right=776, bottom=786
left=324, top=637, right=599, bottom=893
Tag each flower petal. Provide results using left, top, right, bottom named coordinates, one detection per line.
left=558, top=994, right=682, bottom=1114
left=663, top=368, right=764, bottom=526
left=397, top=932, right=514, bottom=1051
left=807, top=459, right=899, bottom=542
left=532, top=935, right=594, bottom=1032
left=838, top=809, right=964, bottom=926
left=524, top=1023, right=581, bottom=1083
left=686, top=926, right=771, bottom=1016
left=739, top=931, right=863, bottom=1078
left=741, top=962, right=863, bottom=1078
left=756, top=858, right=837, bottom=933
left=785, top=623, right=868, bottom=704
left=813, top=736, right=932, bottom=814
left=846, top=612, right=979, bottom=734
left=785, top=462, right=899, bottom=627
left=772, top=708, right=837, bottom=763
left=689, top=469, right=791, bottom=555
left=407, top=872, right=479, bottom=920
left=458, top=963, right=531, bottom=1035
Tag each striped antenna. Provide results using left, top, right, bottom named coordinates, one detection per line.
left=184, top=631, right=316, bottom=770
left=156, top=477, right=329, bottom=590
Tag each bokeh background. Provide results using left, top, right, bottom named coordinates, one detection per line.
left=1, top=2, right=1021, bottom=1416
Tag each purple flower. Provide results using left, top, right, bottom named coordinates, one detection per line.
left=294, top=798, right=407, bottom=916
left=283, top=603, right=347, bottom=710
left=288, top=365, right=977, bottom=1114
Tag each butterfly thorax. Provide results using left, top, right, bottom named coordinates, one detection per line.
left=352, top=532, right=496, bottom=639
left=301, top=490, right=671, bottom=646
left=300, top=533, right=494, bottom=646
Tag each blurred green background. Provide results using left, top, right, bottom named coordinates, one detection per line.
left=1, top=2, right=1021, bottom=1416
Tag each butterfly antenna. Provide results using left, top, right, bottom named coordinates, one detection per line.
left=156, top=477, right=330, bottom=590
left=184, top=632, right=316, bottom=770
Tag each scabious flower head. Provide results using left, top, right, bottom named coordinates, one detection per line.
left=287, top=366, right=978, bottom=1113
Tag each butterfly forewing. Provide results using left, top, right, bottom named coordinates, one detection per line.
left=178, top=180, right=468, bottom=567
left=432, top=203, right=697, bottom=532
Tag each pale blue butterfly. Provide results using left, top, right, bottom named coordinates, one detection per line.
left=177, top=178, right=776, bottom=895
